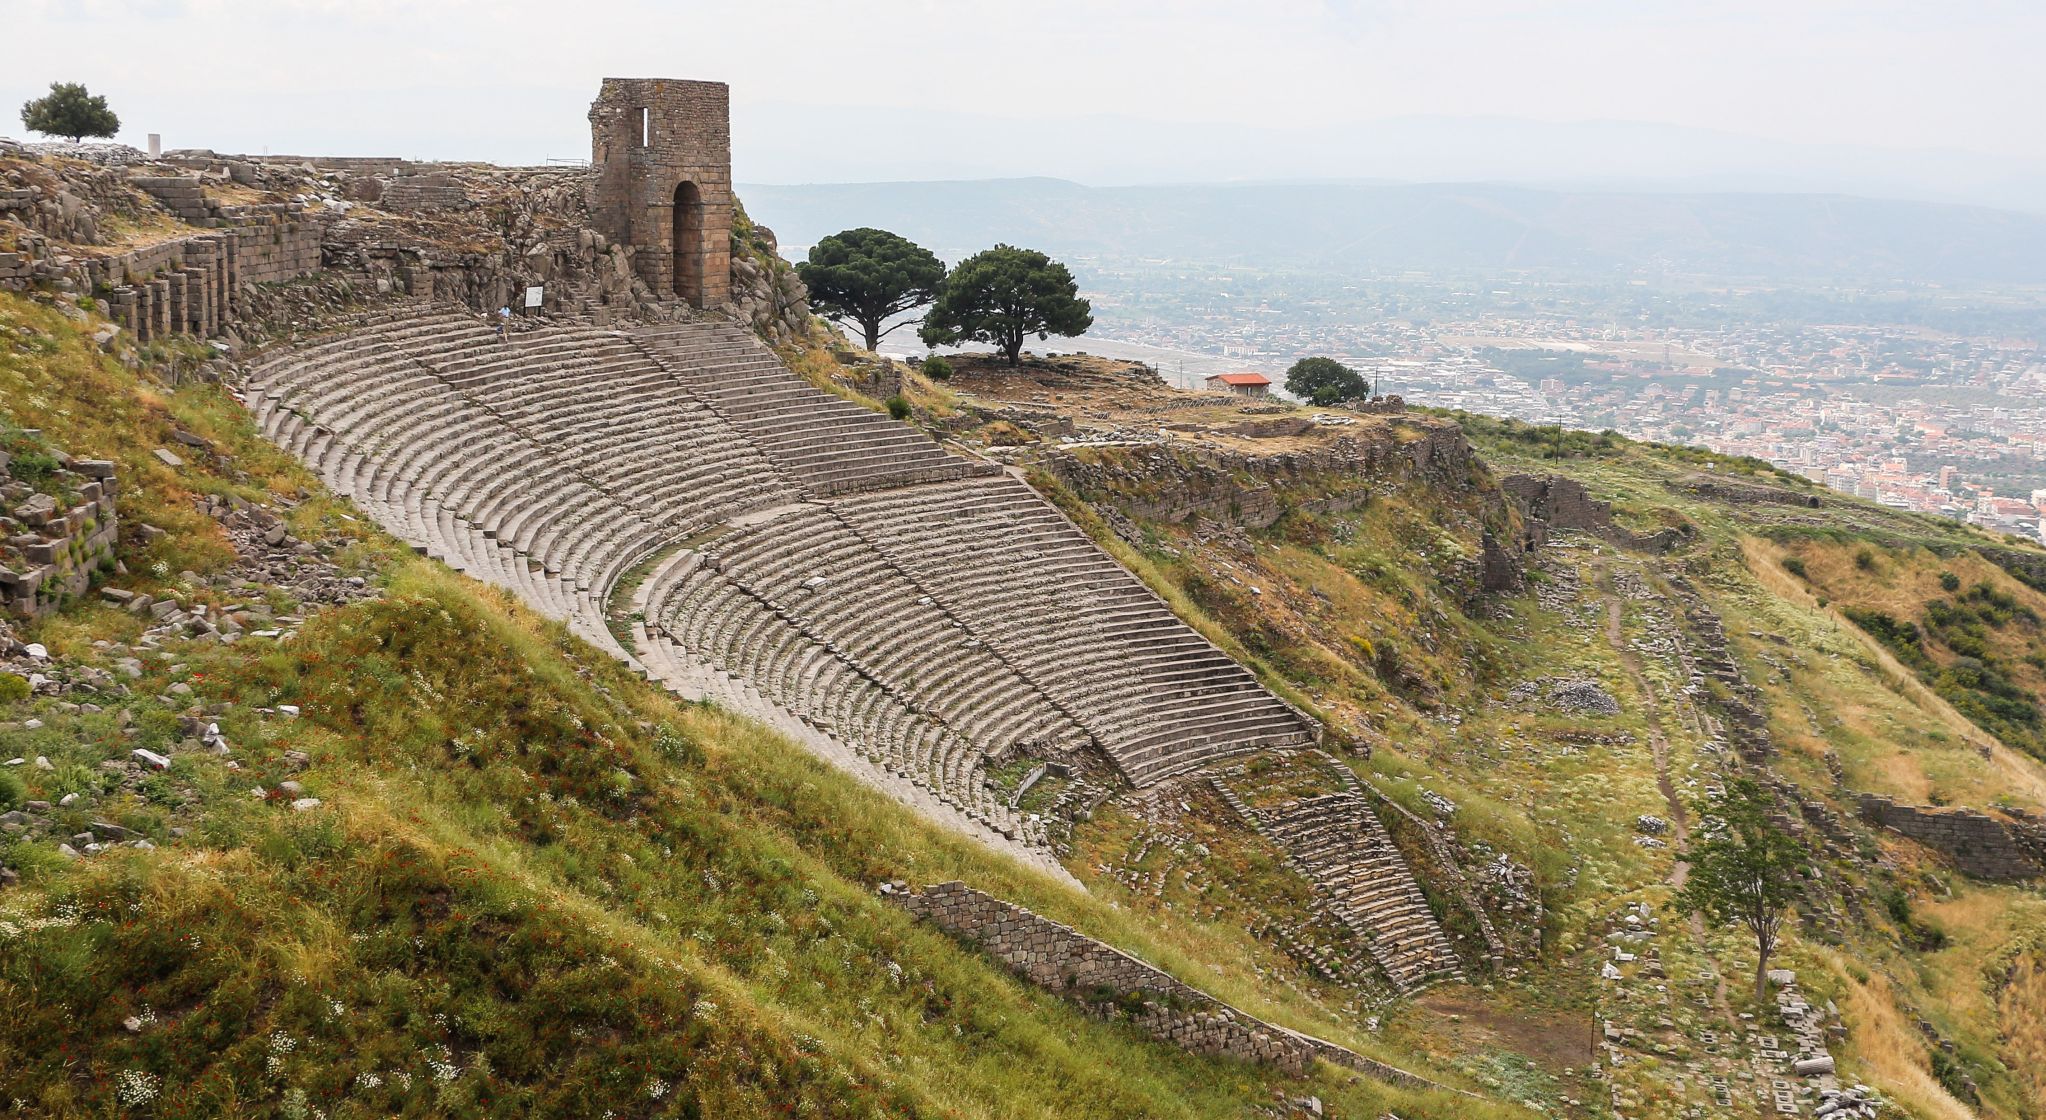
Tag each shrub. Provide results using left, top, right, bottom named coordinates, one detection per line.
left=1930, top=1046, right=1977, bottom=1104
left=0, top=769, right=23, bottom=811
left=1780, top=557, right=1807, bottom=579
left=5, top=449, right=59, bottom=484
left=0, top=673, right=29, bottom=705
left=920, top=355, right=953, bottom=381
left=1854, top=547, right=1877, bottom=571
left=885, top=395, right=911, bottom=421
left=1879, top=886, right=1913, bottom=926
left=1939, top=570, right=1961, bottom=592
left=1843, top=607, right=1925, bottom=663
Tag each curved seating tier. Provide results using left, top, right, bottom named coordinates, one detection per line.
left=636, top=322, right=982, bottom=496
left=687, top=503, right=1088, bottom=756
left=246, top=307, right=1316, bottom=874
left=829, top=476, right=1316, bottom=785
left=629, top=603, right=1072, bottom=880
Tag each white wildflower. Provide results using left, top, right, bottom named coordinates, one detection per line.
left=646, top=1078, right=670, bottom=1100
left=113, top=1070, right=160, bottom=1106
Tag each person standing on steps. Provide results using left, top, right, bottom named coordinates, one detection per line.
left=495, top=305, right=512, bottom=343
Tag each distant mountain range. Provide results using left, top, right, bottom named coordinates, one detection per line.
left=731, top=108, right=2046, bottom=215
left=741, top=178, right=2046, bottom=287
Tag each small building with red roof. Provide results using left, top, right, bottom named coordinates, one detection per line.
left=1204, top=372, right=1273, bottom=398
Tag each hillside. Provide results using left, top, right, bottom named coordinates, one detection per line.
left=3, top=266, right=2046, bottom=1120
left=742, top=178, right=2046, bottom=285
left=917, top=352, right=2046, bottom=1118
left=0, top=294, right=1521, bottom=1117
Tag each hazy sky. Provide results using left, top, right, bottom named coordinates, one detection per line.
left=7, top=0, right=2044, bottom=196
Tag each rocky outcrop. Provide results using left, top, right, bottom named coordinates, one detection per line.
left=1043, top=422, right=1527, bottom=603
left=727, top=217, right=813, bottom=345
left=1046, top=422, right=1494, bottom=527
left=3, top=145, right=816, bottom=346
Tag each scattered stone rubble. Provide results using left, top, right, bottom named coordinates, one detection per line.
left=1595, top=900, right=1879, bottom=1118
left=1669, top=575, right=1778, bottom=761
left=0, top=488, right=373, bottom=885
left=1508, top=676, right=1622, bottom=715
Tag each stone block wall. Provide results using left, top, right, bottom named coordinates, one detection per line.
left=229, top=205, right=323, bottom=285
left=1859, top=796, right=2046, bottom=880
left=896, top=880, right=1312, bottom=1068
left=891, top=880, right=1462, bottom=1093
left=378, top=174, right=471, bottom=213
left=0, top=455, right=118, bottom=620
left=131, top=175, right=214, bottom=223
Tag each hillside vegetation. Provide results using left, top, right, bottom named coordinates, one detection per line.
left=940, top=370, right=2046, bottom=1118
left=9, top=287, right=2046, bottom=1119
left=0, top=292, right=1515, bottom=1117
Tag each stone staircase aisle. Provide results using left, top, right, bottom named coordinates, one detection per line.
left=1211, top=765, right=1464, bottom=996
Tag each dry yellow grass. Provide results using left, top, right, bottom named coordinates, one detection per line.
left=1898, top=885, right=2046, bottom=1120
left=1997, top=949, right=2046, bottom=1113
left=1742, top=537, right=2046, bottom=809
left=1828, top=956, right=1978, bottom=1120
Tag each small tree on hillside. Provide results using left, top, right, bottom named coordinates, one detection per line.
left=1673, top=778, right=1807, bottom=1001
left=796, top=228, right=946, bottom=352
left=1284, top=356, right=1369, bottom=406
left=20, top=82, right=120, bottom=144
left=920, top=245, right=1091, bottom=366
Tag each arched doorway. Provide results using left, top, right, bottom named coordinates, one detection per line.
left=673, top=181, right=705, bottom=307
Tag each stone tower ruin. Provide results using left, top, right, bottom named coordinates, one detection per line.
left=588, top=78, right=733, bottom=309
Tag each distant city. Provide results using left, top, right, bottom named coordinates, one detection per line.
left=890, top=256, right=2046, bottom=543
